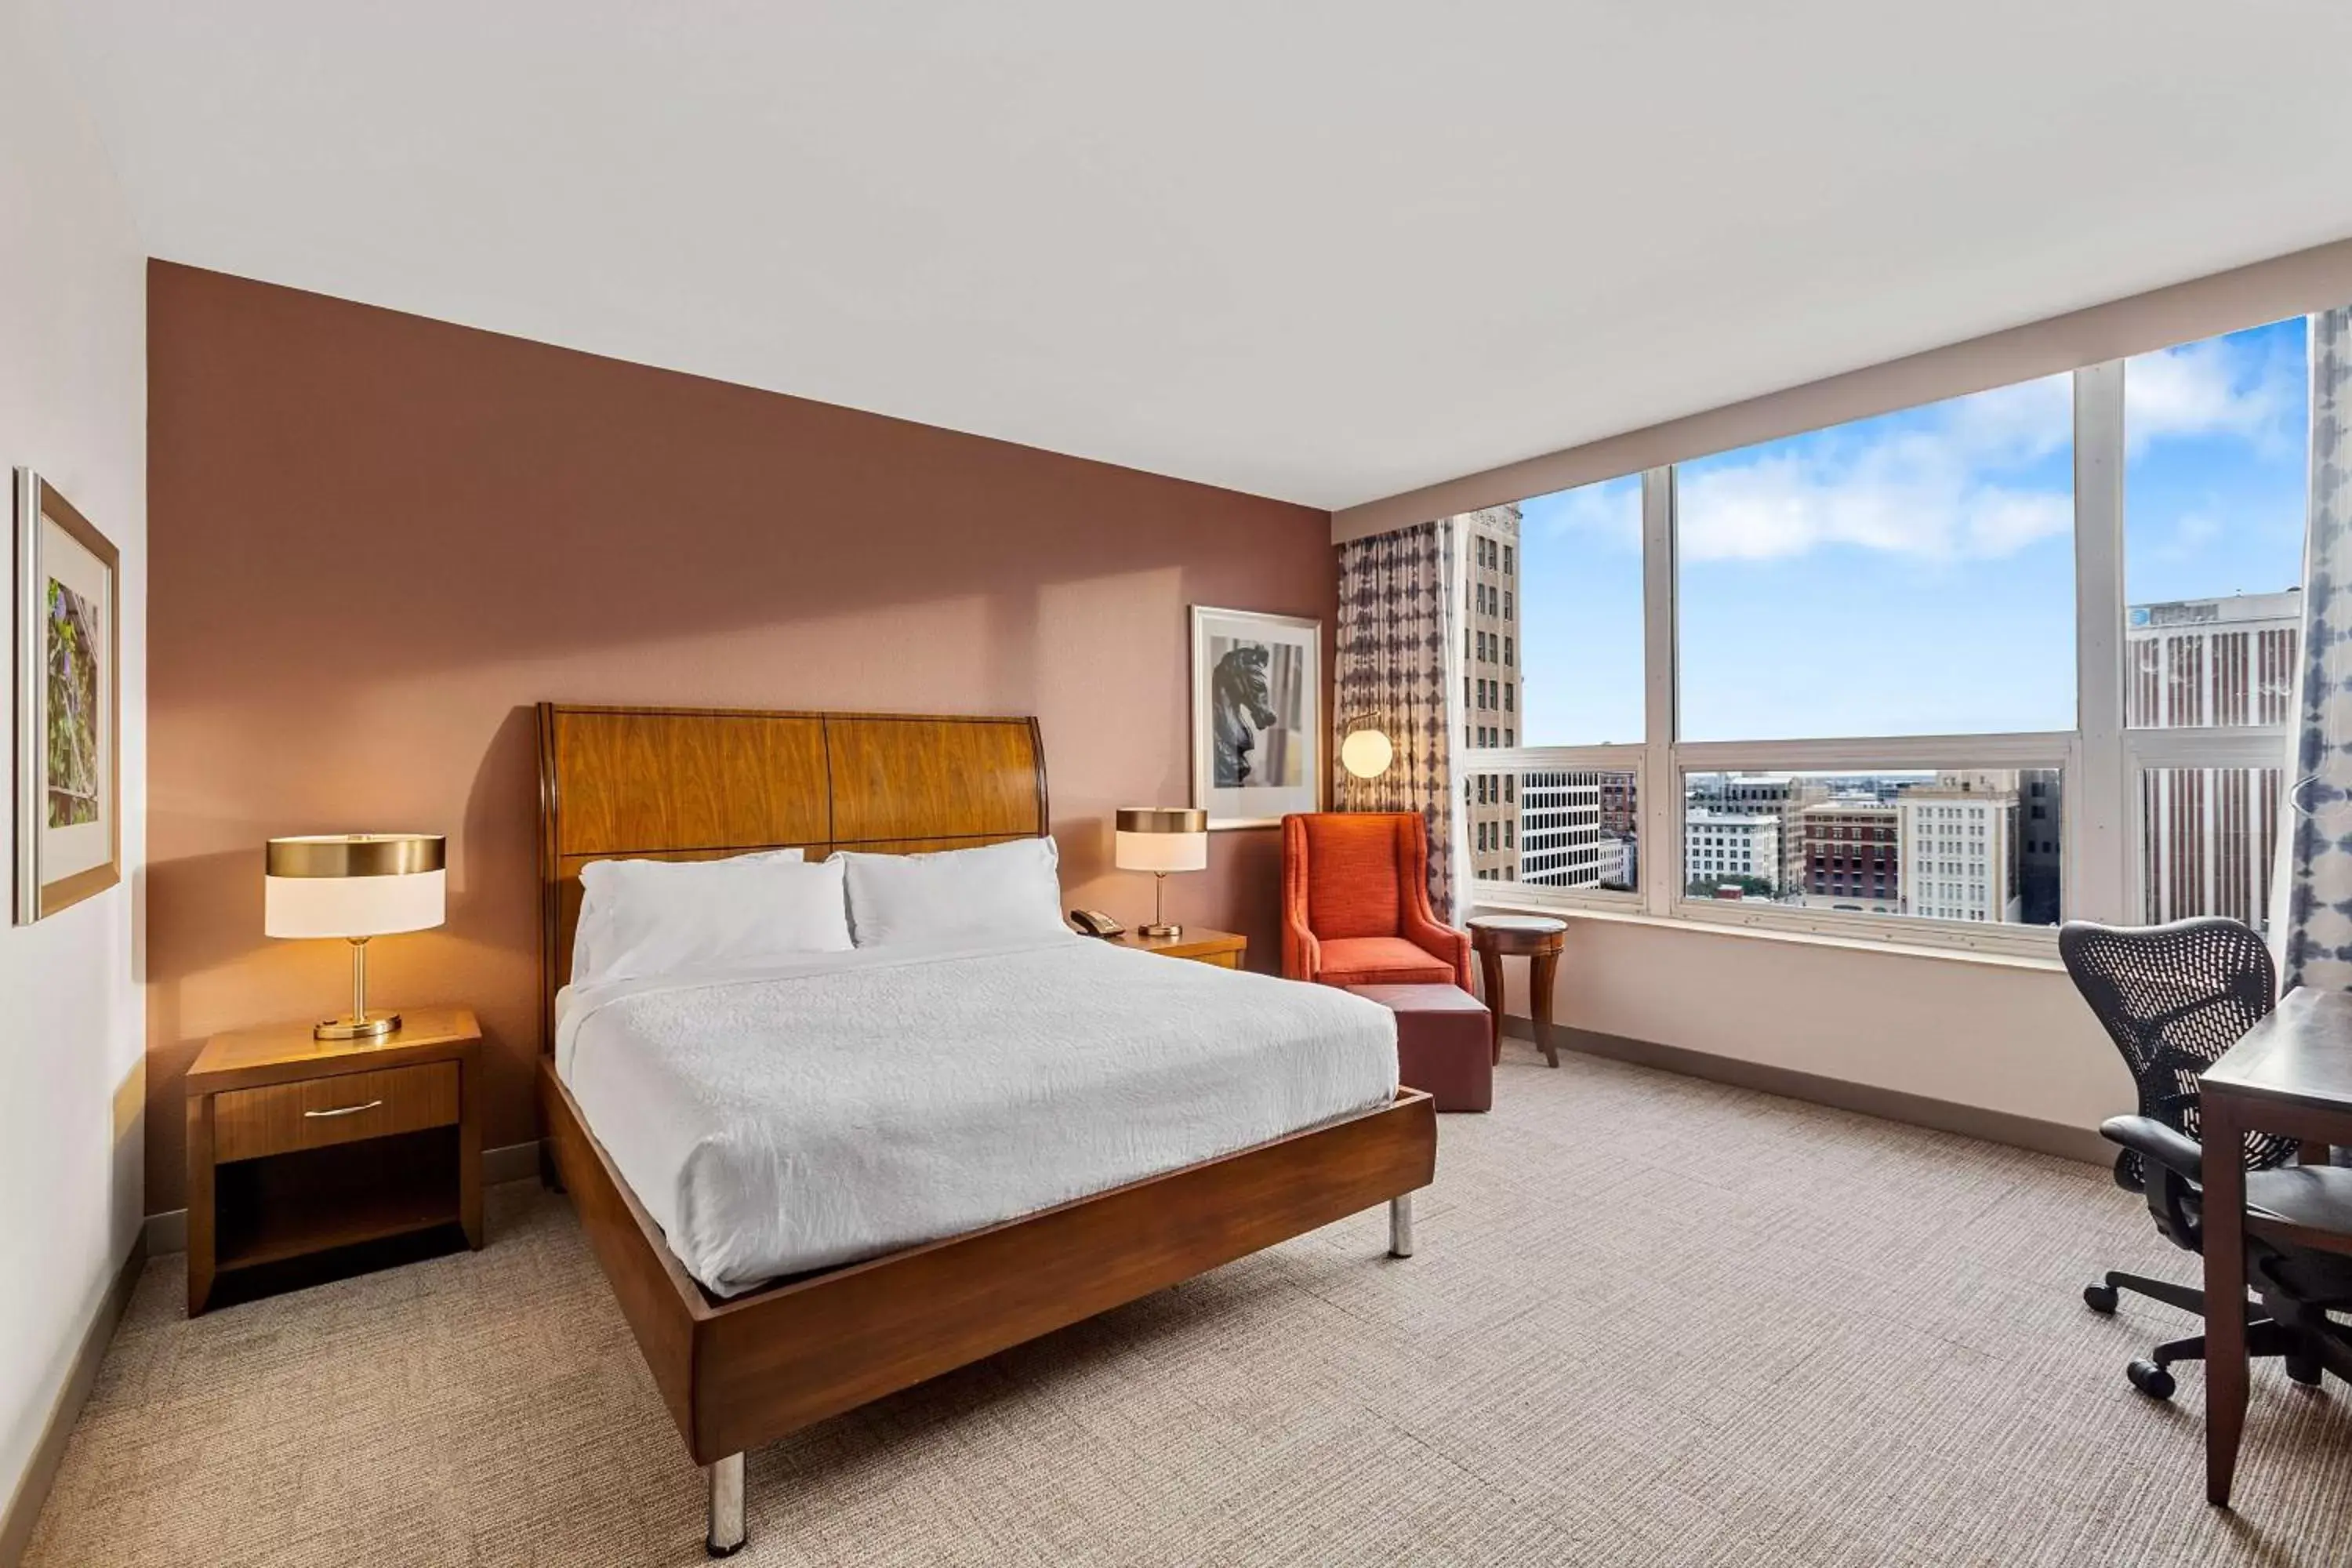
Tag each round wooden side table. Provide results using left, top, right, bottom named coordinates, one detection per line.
left=1469, top=915, right=1569, bottom=1067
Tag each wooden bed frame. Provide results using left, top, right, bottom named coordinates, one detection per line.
left=534, top=702, right=1437, bottom=1557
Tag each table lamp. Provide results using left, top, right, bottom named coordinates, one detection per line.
left=1114, top=808, right=1208, bottom=938
left=265, top=833, right=447, bottom=1040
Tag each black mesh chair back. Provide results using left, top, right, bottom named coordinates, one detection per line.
left=2059, top=917, right=2296, bottom=1189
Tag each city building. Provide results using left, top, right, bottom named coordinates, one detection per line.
left=1599, top=772, right=1638, bottom=835
left=2018, top=768, right=2063, bottom=925
left=1795, top=798, right=1900, bottom=912
left=1897, top=773, right=2023, bottom=924
left=2128, top=590, right=2297, bottom=928
left=1687, top=771, right=1811, bottom=895
left=1596, top=830, right=1637, bottom=891
left=1462, top=504, right=1522, bottom=880
left=1683, top=808, right=1780, bottom=893
left=1465, top=768, right=1519, bottom=881
left=1519, top=769, right=1602, bottom=887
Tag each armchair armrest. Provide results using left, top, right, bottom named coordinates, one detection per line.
left=1283, top=910, right=1322, bottom=982
left=1399, top=906, right=1472, bottom=991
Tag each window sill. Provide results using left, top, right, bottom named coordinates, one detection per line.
left=1464, top=895, right=2068, bottom=975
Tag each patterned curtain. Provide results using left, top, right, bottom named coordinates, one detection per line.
left=2280, top=307, right=2352, bottom=992
left=1335, top=518, right=1458, bottom=916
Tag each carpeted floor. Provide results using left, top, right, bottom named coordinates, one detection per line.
left=26, top=1043, right=2352, bottom=1566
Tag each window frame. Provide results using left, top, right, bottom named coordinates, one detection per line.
left=1461, top=352, right=2299, bottom=957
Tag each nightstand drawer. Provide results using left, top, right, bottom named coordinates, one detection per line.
left=214, top=1062, right=460, bottom=1163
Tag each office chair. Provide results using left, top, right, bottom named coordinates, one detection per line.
left=2061, top=917, right=2352, bottom=1399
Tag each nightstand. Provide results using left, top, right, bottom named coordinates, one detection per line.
left=1105, top=927, right=1247, bottom=968
left=186, top=1006, right=483, bottom=1316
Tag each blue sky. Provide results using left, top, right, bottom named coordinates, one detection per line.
left=1517, top=317, right=2309, bottom=745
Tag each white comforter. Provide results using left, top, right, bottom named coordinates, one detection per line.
left=556, top=934, right=1399, bottom=1294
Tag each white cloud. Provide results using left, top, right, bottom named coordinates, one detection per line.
left=1524, top=333, right=2295, bottom=567
left=1672, top=372, right=2073, bottom=563
left=1540, top=474, right=1640, bottom=550
left=2125, top=331, right=2298, bottom=453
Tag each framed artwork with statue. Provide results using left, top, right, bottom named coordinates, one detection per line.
left=14, top=470, right=120, bottom=923
left=1190, top=605, right=1320, bottom=829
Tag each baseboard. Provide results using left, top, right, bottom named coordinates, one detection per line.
left=1504, top=1016, right=2111, bottom=1167
left=482, top=1138, right=542, bottom=1188
left=142, top=1139, right=543, bottom=1257
left=0, top=1233, right=145, bottom=1568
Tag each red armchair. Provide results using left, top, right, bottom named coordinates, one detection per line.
left=1281, top=812, right=1472, bottom=990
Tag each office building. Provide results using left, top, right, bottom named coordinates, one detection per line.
left=1898, top=773, right=2023, bottom=924
left=1463, top=505, right=1522, bottom=880
left=1684, top=808, right=1780, bottom=892
left=2128, top=590, right=2296, bottom=928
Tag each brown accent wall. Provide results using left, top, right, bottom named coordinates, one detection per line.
left=146, top=262, right=1334, bottom=1214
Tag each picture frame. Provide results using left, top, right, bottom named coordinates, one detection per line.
left=14, top=470, right=121, bottom=924
left=1190, top=605, right=1321, bottom=829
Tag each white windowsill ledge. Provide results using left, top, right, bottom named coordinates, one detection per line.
left=1465, top=898, right=2069, bottom=975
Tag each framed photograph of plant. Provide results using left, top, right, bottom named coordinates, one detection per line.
left=14, top=470, right=119, bottom=923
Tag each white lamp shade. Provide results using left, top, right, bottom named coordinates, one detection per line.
left=1340, top=727, right=1395, bottom=780
left=266, top=868, right=446, bottom=938
left=1113, top=807, right=1209, bottom=873
left=1116, top=829, right=1208, bottom=873
left=263, top=833, right=448, bottom=938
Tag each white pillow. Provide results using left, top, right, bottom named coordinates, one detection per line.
left=838, top=837, right=1067, bottom=947
left=572, top=849, right=849, bottom=984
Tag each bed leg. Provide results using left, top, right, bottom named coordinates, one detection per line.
left=1388, top=1193, right=1415, bottom=1258
left=707, top=1453, right=746, bottom=1558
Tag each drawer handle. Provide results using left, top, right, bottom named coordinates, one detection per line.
left=304, top=1099, right=385, bottom=1120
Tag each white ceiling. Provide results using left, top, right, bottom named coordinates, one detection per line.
left=49, top=1, right=2352, bottom=510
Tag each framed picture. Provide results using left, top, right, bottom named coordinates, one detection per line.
left=1190, top=605, right=1321, bottom=829
left=14, top=470, right=120, bottom=923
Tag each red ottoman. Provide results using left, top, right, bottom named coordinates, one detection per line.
left=1346, top=983, right=1493, bottom=1112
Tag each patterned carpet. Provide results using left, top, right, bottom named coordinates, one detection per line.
left=26, top=1044, right=2352, bottom=1567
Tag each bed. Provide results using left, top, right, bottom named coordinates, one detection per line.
left=534, top=702, right=1438, bottom=1557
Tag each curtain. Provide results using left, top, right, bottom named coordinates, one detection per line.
left=2279, top=307, right=2352, bottom=992
left=1334, top=517, right=1458, bottom=917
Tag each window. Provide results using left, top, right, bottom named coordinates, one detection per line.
left=2122, top=317, right=2307, bottom=933
left=1450, top=304, right=2320, bottom=953
left=1676, top=378, right=2074, bottom=741
left=1512, top=478, right=1644, bottom=747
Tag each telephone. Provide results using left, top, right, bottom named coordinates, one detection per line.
left=1068, top=909, right=1126, bottom=938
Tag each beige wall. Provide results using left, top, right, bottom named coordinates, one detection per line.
left=0, top=0, right=147, bottom=1532
left=145, top=264, right=1335, bottom=1215
left=1479, top=909, right=2129, bottom=1143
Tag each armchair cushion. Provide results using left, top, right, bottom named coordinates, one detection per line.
left=1316, top=936, right=1459, bottom=988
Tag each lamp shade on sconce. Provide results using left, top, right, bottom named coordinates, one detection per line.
left=1114, top=807, right=1209, bottom=873
left=1340, top=727, right=1394, bottom=780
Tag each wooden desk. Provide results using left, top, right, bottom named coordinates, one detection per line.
left=2200, top=986, right=2352, bottom=1505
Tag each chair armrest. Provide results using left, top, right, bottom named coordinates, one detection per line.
left=1283, top=913, right=1322, bottom=982
left=2100, top=1115, right=2204, bottom=1185
left=2102, top=1114, right=2206, bottom=1250
left=1400, top=908, right=1473, bottom=991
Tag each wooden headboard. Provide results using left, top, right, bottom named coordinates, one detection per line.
left=535, top=702, right=1050, bottom=1050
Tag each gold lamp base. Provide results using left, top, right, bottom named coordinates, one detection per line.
left=1140, top=923, right=1182, bottom=938
left=315, top=1010, right=401, bottom=1042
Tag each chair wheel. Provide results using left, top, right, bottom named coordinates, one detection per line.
left=2128, top=1359, right=2176, bottom=1400
left=2083, top=1283, right=2118, bottom=1314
